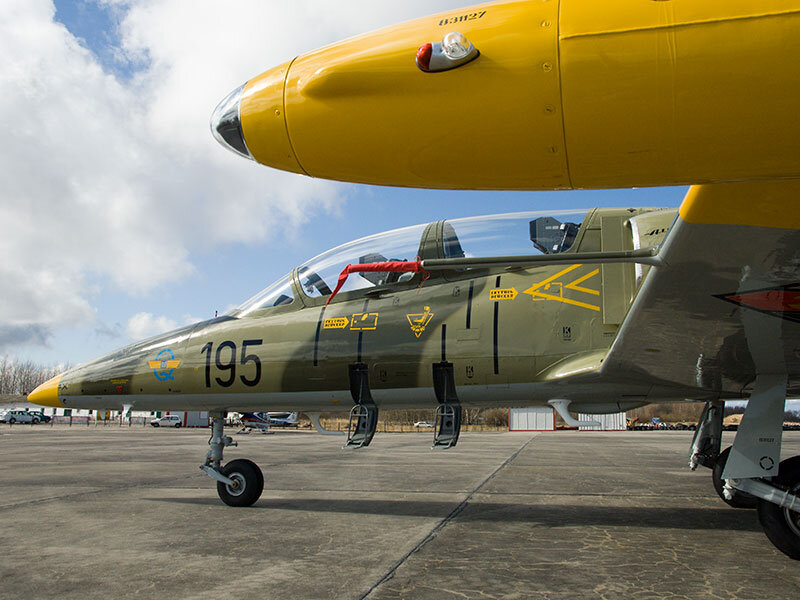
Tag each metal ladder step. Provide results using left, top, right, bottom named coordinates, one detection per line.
left=432, top=361, right=461, bottom=449
left=344, top=362, right=378, bottom=449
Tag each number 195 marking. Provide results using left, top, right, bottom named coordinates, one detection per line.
left=200, top=340, right=262, bottom=388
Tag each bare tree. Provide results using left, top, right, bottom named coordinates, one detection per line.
left=0, top=356, right=66, bottom=396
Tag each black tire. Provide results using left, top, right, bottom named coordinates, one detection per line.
left=152, top=423, right=159, bottom=427
left=8, top=418, right=15, bottom=424
left=217, top=459, right=263, bottom=507
left=174, top=422, right=181, bottom=428
left=713, top=446, right=759, bottom=509
left=757, top=456, right=800, bottom=560
left=32, top=418, right=40, bottom=424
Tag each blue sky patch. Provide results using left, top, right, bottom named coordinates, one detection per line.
left=53, top=0, right=146, bottom=79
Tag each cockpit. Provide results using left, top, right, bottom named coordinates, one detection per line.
left=230, top=210, right=588, bottom=317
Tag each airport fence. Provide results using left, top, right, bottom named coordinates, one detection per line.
left=3, top=416, right=154, bottom=427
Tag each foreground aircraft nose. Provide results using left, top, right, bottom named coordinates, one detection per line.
left=27, top=374, right=64, bottom=408
left=212, top=61, right=304, bottom=174
left=218, top=0, right=800, bottom=190
left=237, top=61, right=305, bottom=175
left=210, top=84, right=253, bottom=160
left=217, top=2, right=571, bottom=189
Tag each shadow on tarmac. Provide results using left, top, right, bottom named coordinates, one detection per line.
left=143, top=496, right=763, bottom=532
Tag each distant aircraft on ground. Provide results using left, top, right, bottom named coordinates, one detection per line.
left=238, top=412, right=299, bottom=433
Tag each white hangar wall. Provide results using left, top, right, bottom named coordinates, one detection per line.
left=578, top=412, right=627, bottom=431
left=508, top=407, right=555, bottom=431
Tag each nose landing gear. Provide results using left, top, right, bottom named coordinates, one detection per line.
left=200, top=411, right=264, bottom=507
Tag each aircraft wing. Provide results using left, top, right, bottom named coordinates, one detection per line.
left=598, top=180, right=800, bottom=398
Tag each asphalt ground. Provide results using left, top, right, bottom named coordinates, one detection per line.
left=1, top=426, right=798, bottom=600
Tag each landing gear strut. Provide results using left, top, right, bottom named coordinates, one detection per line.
left=720, top=374, right=800, bottom=559
left=689, top=401, right=757, bottom=508
left=200, top=411, right=263, bottom=507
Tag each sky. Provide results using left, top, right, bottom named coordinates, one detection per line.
left=0, top=0, right=687, bottom=367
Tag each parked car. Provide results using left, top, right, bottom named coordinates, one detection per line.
left=414, top=421, right=434, bottom=428
left=27, top=410, right=52, bottom=423
left=1, top=410, right=40, bottom=424
left=150, top=415, right=182, bottom=428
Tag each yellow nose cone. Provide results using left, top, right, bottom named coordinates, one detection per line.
left=27, top=374, right=64, bottom=408
left=240, top=60, right=305, bottom=175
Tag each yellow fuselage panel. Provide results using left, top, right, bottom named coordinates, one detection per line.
left=560, top=0, right=800, bottom=188
left=237, top=0, right=800, bottom=190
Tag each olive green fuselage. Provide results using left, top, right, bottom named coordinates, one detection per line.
left=56, top=208, right=678, bottom=414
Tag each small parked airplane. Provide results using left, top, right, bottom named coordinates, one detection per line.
left=238, top=412, right=299, bottom=433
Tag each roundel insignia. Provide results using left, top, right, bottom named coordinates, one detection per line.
left=148, top=349, right=181, bottom=381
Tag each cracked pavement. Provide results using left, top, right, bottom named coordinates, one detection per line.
left=0, top=427, right=798, bottom=599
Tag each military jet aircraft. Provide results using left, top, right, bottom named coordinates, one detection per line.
left=28, top=191, right=800, bottom=559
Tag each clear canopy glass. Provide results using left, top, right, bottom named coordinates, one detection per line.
left=228, top=211, right=590, bottom=316
left=442, top=210, right=588, bottom=259
left=298, top=223, right=428, bottom=298
left=230, top=272, right=295, bottom=317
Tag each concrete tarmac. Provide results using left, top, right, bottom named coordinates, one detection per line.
left=1, top=426, right=798, bottom=599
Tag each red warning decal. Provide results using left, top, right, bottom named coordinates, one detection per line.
left=717, top=284, right=800, bottom=323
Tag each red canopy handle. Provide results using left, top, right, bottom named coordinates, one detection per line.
left=325, top=261, right=427, bottom=305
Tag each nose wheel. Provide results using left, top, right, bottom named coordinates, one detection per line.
left=217, top=459, right=264, bottom=507
left=200, top=412, right=264, bottom=507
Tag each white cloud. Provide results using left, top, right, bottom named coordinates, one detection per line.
left=0, top=0, right=467, bottom=349
left=125, top=312, right=177, bottom=341
left=117, top=311, right=202, bottom=343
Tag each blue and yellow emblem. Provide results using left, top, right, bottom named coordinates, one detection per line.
left=148, top=349, right=181, bottom=381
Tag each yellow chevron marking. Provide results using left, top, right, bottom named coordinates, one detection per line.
left=564, top=268, right=600, bottom=296
left=522, top=264, right=601, bottom=312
